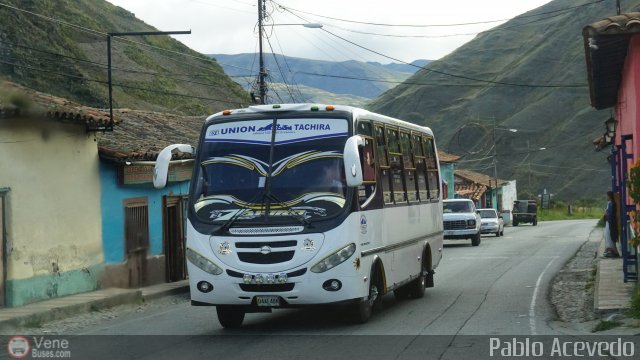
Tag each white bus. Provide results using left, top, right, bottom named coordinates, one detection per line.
left=154, top=104, right=443, bottom=327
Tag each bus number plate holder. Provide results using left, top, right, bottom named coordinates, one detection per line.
left=256, top=296, right=280, bottom=307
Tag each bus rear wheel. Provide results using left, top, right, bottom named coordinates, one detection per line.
left=407, top=257, right=427, bottom=299
left=216, top=305, right=245, bottom=328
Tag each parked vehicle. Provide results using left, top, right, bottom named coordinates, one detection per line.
left=443, top=199, right=482, bottom=246
left=512, top=200, right=538, bottom=226
left=478, top=208, right=504, bottom=236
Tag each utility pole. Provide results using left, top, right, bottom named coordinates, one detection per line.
left=493, top=119, right=498, bottom=209
left=258, top=0, right=267, bottom=104
left=617, top=0, right=621, bottom=15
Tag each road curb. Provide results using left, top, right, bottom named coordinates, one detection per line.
left=0, top=290, right=142, bottom=333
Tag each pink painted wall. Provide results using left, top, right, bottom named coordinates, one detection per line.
left=616, top=35, right=640, bottom=159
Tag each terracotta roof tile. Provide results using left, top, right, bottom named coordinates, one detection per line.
left=97, top=109, right=203, bottom=162
left=455, top=169, right=508, bottom=188
left=0, top=81, right=114, bottom=127
left=583, top=12, right=640, bottom=109
left=438, top=151, right=461, bottom=163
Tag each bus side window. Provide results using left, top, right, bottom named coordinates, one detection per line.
left=387, top=128, right=406, bottom=203
left=401, top=131, right=418, bottom=202
left=423, top=136, right=440, bottom=200
left=356, top=121, right=377, bottom=208
left=413, top=134, right=428, bottom=201
left=375, top=125, right=393, bottom=205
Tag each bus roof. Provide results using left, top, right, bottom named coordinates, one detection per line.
left=208, top=103, right=433, bottom=136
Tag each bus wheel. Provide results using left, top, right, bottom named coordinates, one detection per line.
left=407, top=257, right=427, bottom=299
left=216, top=305, right=245, bottom=328
left=353, top=265, right=382, bottom=324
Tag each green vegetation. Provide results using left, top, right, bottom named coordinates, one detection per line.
left=591, top=320, right=622, bottom=332
left=534, top=198, right=604, bottom=221
left=0, top=0, right=249, bottom=115
left=538, top=207, right=601, bottom=221
left=368, top=0, right=640, bottom=200
left=629, top=285, right=640, bottom=319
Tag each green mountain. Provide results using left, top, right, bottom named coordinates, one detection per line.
left=0, top=0, right=249, bottom=115
left=211, top=53, right=429, bottom=103
left=369, top=0, right=637, bottom=200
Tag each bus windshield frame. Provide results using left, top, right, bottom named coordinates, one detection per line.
left=190, top=114, right=353, bottom=226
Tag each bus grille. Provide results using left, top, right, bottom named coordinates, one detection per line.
left=444, top=220, right=467, bottom=230
left=239, top=283, right=295, bottom=292
left=238, top=251, right=295, bottom=264
left=235, top=240, right=297, bottom=264
left=229, top=226, right=304, bottom=235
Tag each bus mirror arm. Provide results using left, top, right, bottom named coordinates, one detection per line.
left=154, top=144, right=195, bottom=189
left=343, top=135, right=364, bottom=188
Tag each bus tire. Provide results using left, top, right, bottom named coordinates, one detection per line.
left=352, top=264, right=382, bottom=324
left=216, top=305, right=245, bottom=328
left=407, top=257, right=427, bottom=299
left=471, top=233, right=481, bottom=246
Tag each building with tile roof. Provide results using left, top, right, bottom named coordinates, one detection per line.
left=0, top=81, right=109, bottom=307
left=583, top=11, right=640, bottom=281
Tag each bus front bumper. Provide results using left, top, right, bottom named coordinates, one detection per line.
left=187, top=262, right=368, bottom=307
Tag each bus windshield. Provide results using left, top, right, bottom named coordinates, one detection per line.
left=192, top=117, right=349, bottom=224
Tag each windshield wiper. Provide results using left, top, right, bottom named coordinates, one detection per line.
left=212, top=187, right=268, bottom=235
left=264, top=191, right=312, bottom=228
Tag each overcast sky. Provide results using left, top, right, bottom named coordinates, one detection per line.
left=105, top=0, right=554, bottom=63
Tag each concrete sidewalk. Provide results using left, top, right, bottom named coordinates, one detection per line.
left=594, top=237, right=637, bottom=314
left=0, top=280, right=189, bottom=333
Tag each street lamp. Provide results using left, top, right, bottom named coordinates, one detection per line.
left=106, top=30, right=191, bottom=129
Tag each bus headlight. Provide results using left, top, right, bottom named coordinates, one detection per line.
left=310, top=243, right=356, bottom=273
left=186, top=248, right=223, bottom=275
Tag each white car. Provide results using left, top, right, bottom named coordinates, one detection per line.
left=443, top=199, right=482, bottom=246
left=478, top=208, right=505, bottom=237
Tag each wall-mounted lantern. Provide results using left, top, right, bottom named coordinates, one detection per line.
left=604, top=116, right=617, bottom=144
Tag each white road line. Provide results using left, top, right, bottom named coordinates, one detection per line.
left=529, top=256, right=558, bottom=335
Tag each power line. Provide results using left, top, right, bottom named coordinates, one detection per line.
left=273, top=0, right=604, bottom=28
left=0, top=59, right=246, bottom=105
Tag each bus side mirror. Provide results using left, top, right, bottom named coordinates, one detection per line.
left=343, top=135, right=364, bottom=188
left=153, top=144, right=195, bottom=189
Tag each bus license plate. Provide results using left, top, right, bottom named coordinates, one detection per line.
left=256, top=296, right=280, bottom=307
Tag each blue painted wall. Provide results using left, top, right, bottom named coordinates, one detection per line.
left=440, top=163, right=455, bottom=199
left=99, top=162, right=190, bottom=263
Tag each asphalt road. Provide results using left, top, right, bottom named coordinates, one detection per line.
left=24, top=220, right=609, bottom=359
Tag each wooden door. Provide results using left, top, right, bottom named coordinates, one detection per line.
left=124, top=197, right=149, bottom=288
left=163, top=196, right=187, bottom=282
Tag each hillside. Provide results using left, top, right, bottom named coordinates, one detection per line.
left=369, top=0, right=638, bottom=200
left=0, top=0, right=249, bottom=115
left=211, top=53, right=428, bottom=103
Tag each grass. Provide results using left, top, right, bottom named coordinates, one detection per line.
left=628, top=285, right=640, bottom=319
left=538, top=207, right=601, bottom=221
left=591, top=320, right=622, bottom=332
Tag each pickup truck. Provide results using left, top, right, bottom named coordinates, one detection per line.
left=443, top=199, right=482, bottom=246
